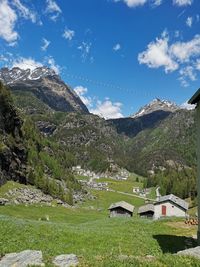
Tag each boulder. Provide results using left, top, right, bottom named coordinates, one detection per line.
left=0, top=250, right=44, bottom=267
left=0, top=198, right=8, bottom=205
left=177, top=246, right=200, bottom=259
left=53, top=254, right=79, bottom=267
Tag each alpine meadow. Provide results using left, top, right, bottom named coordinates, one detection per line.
left=1, top=1, right=200, bottom=267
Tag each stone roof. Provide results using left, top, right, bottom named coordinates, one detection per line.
left=138, top=204, right=155, bottom=214
left=189, top=88, right=200, bottom=105
left=108, top=201, right=134, bottom=213
left=155, top=194, right=189, bottom=210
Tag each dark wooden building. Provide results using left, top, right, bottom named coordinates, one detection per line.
left=138, top=204, right=154, bottom=219
left=108, top=201, right=134, bottom=217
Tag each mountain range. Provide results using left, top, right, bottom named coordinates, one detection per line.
left=0, top=66, right=197, bottom=202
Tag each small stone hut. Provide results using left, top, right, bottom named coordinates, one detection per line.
left=138, top=194, right=188, bottom=220
left=138, top=204, right=154, bottom=219
left=154, top=194, right=188, bottom=219
left=108, top=201, right=134, bottom=217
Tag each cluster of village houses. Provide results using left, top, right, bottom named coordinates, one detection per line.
left=72, top=165, right=189, bottom=220
left=72, top=165, right=129, bottom=181
left=79, top=179, right=109, bottom=191
left=132, top=187, right=151, bottom=198
left=108, top=194, right=189, bottom=220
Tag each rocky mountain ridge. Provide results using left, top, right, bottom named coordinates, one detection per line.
left=0, top=67, right=89, bottom=114
left=131, top=98, right=180, bottom=119
left=0, top=67, right=56, bottom=83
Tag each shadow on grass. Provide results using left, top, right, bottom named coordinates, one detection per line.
left=153, top=235, right=197, bottom=253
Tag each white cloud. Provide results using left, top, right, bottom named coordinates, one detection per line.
left=170, top=35, right=200, bottom=63
left=8, top=41, right=17, bottom=47
left=186, top=16, right=193, bottom=27
left=114, top=0, right=147, bottom=7
left=0, top=55, right=8, bottom=62
left=179, top=66, right=196, bottom=87
left=138, top=32, right=178, bottom=72
left=113, top=43, right=121, bottom=51
left=151, top=0, right=162, bottom=6
left=0, top=52, right=14, bottom=67
left=46, top=56, right=60, bottom=74
left=139, top=32, right=200, bottom=86
left=173, top=0, right=193, bottom=6
left=196, top=59, right=200, bottom=70
left=174, top=31, right=180, bottom=38
left=74, top=86, right=124, bottom=119
left=91, top=99, right=123, bottom=119
left=62, top=28, right=75, bottom=41
left=45, top=0, right=61, bottom=21
left=74, top=86, right=92, bottom=107
left=114, top=0, right=194, bottom=7
left=78, top=42, right=92, bottom=62
left=41, top=38, right=50, bottom=51
left=12, top=57, right=42, bottom=70
left=12, top=0, right=37, bottom=23
left=0, top=0, right=18, bottom=43
left=180, top=101, right=196, bottom=110
left=10, top=56, right=60, bottom=74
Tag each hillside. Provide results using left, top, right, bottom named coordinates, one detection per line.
left=124, top=109, right=196, bottom=175
left=1, top=67, right=127, bottom=173
left=0, top=81, right=80, bottom=204
left=0, top=67, right=89, bottom=113
left=0, top=67, right=198, bottom=201
left=0, top=81, right=27, bottom=185
left=108, top=99, right=181, bottom=138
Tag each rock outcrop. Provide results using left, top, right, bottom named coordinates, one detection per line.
left=0, top=81, right=27, bottom=185
left=53, top=254, right=79, bottom=267
left=0, top=250, right=44, bottom=267
left=0, top=250, right=79, bottom=267
left=0, top=67, right=89, bottom=113
left=177, top=246, right=200, bottom=259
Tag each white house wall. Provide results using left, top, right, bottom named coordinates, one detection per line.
left=154, top=201, right=186, bottom=219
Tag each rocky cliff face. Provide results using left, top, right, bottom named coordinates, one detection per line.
left=0, top=67, right=89, bottom=113
left=0, top=81, right=27, bottom=185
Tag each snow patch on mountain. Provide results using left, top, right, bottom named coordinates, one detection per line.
left=0, top=67, right=56, bottom=84
left=131, top=98, right=180, bottom=119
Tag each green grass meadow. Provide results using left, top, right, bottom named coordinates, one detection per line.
left=0, top=181, right=199, bottom=266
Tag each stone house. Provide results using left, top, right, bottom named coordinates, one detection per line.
left=138, top=194, right=188, bottom=219
left=154, top=194, right=188, bottom=219
left=108, top=201, right=134, bottom=218
left=133, top=187, right=140, bottom=193
left=138, top=204, right=154, bottom=219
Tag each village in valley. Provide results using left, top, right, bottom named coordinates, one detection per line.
left=72, top=165, right=191, bottom=221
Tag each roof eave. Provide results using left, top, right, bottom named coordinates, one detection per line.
left=188, top=88, right=200, bottom=105
left=154, top=199, right=187, bottom=211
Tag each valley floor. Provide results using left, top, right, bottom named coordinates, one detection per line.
left=0, top=180, right=199, bottom=266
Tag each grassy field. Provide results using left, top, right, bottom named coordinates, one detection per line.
left=0, top=181, right=199, bottom=266
left=96, top=178, right=143, bottom=194
left=80, top=189, right=145, bottom=214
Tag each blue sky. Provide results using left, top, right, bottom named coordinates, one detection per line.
left=0, top=0, right=200, bottom=118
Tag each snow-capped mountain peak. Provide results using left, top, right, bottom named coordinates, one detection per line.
left=0, top=66, right=56, bottom=84
left=131, top=98, right=180, bottom=119
left=0, top=66, right=89, bottom=114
